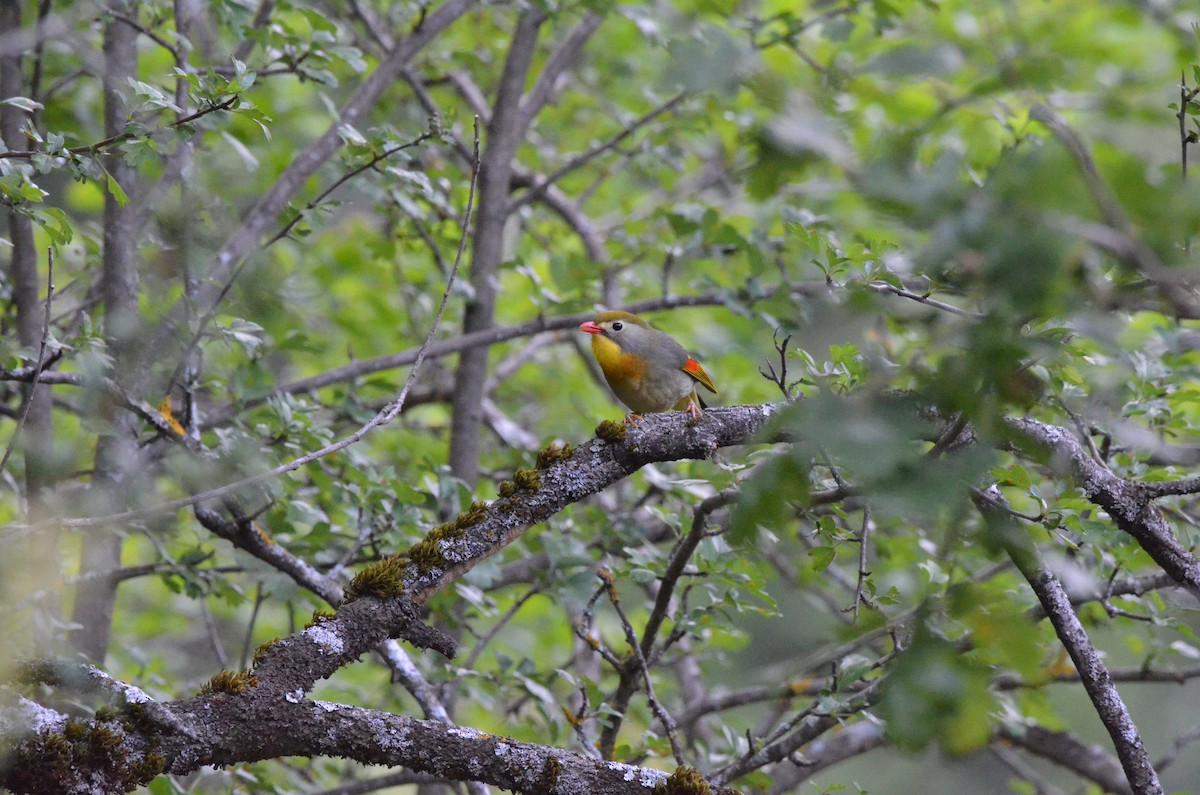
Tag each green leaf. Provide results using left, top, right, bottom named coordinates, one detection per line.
left=106, top=172, right=130, bottom=207
left=808, top=545, right=836, bottom=571
left=0, top=96, right=43, bottom=112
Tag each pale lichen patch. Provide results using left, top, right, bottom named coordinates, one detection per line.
left=304, top=624, right=344, bottom=655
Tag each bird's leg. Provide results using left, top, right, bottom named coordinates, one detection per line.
left=624, top=413, right=643, bottom=426
left=685, top=396, right=703, bottom=422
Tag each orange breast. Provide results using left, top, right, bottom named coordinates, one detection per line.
left=591, top=335, right=644, bottom=386
left=592, top=335, right=661, bottom=411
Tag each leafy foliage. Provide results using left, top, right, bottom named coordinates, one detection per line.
left=2, top=1, right=1200, bottom=794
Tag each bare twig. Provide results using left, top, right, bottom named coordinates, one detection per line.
left=144, top=0, right=472, bottom=372
left=507, top=91, right=687, bottom=214
left=206, top=293, right=731, bottom=425
left=598, top=489, right=735, bottom=758
left=869, top=281, right=981, bottom=318
left=512, top=12, right=604, bottom=137
left=266, top=130, right=437, bottom=247
left=599, top=569, right=687, bottom=767
left=1176, top=71, right=1199, bottom=182
left=845, top=505, right=873, bottom=622
left=758, top=327, right=803, bottom=399
left=163, top=128, right=439, bottom=394
left=1031, top=104, right=1197, bottom=317
left=460, top=584, right=541, bottom=672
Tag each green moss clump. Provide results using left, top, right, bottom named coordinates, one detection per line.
left=38, top=732, right=71, bottom=768
left=93, top=704, right=121, bottom=723
left=497, top=480, right=518, bottom=498
left=120, top=703, right=157, bottom=736
left=4, top=715, right=165, bottom=793
left=4, top=732, right=71, bottom=791
left=456, top=500, right=488, bottom=528
left=63, top=718, right=89, bottom=742
left=197, top=669, right=258, bottom=696
left=596, top=419, right=627, bottom=441
left=343, top=554, right=408, bottom=601
left=535, top=442, right=574, bottom=468
left=407, top=536, right=445, bottom=574
left=131, top=750, right=167, bottom=780
left=88, top=724, right=123, bottom=753
left=429, top=519, right=464, bottom=541
left=512, top=467, right=541, bottom=492
left=653, top=766, right=711, bottom=795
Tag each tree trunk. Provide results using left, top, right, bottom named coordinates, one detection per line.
left=0, top=0, right=60, bottom=654
left=70, top=3, right=141, bottom=663
left=447, top=9, right=546, bottom=488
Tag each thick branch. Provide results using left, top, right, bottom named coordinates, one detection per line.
left=512, top=12, right=603, bottom=138
left=1015, top=562, right=1160, bottom=793
left=998, top=724, right=1134, bottom=795
left=170, top=699, right=740, bottom=795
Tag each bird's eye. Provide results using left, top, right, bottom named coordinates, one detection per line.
left=611, top=322, right=623, bottom=331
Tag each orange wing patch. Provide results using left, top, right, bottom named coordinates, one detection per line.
left=682, top=356, right=717, bottom=394
left=158, top=396, right=186, bottom=437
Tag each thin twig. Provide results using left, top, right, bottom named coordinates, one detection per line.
left=845, top=505, right=873, bottom=622
left=1031, top=104, right=1195, bottom=317
left=599, top=569, right=687, bottom=767
left=199, top=600, right=230, bottom=670
left=461, top=584, right=541, bottom=671
left=0, top=249, right=54, bottom=480
left=507, top=92, right=688, bottom=214
left=201, top=292, right=735, bottom=426
left=239, top=583, right=268, bottom=670
left=265, top=131, right=437, bottom=246
left=869, top=281, right=981, bottom=318
left=758, top=327, right=801, bottom=400
left=326, top=507, right=374, bottom=581
left=0, top=95, right=238, bottom=159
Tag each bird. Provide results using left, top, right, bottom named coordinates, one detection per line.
left=579, top=310, right=717, bottom=420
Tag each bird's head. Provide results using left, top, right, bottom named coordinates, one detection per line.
left=579, top=310, right=652, bottom=354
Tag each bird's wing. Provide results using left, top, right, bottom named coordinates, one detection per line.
left=682, top=356, right=717, bottom=394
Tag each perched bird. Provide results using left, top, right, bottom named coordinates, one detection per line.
left=579, top=310, right=717, bottom=419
